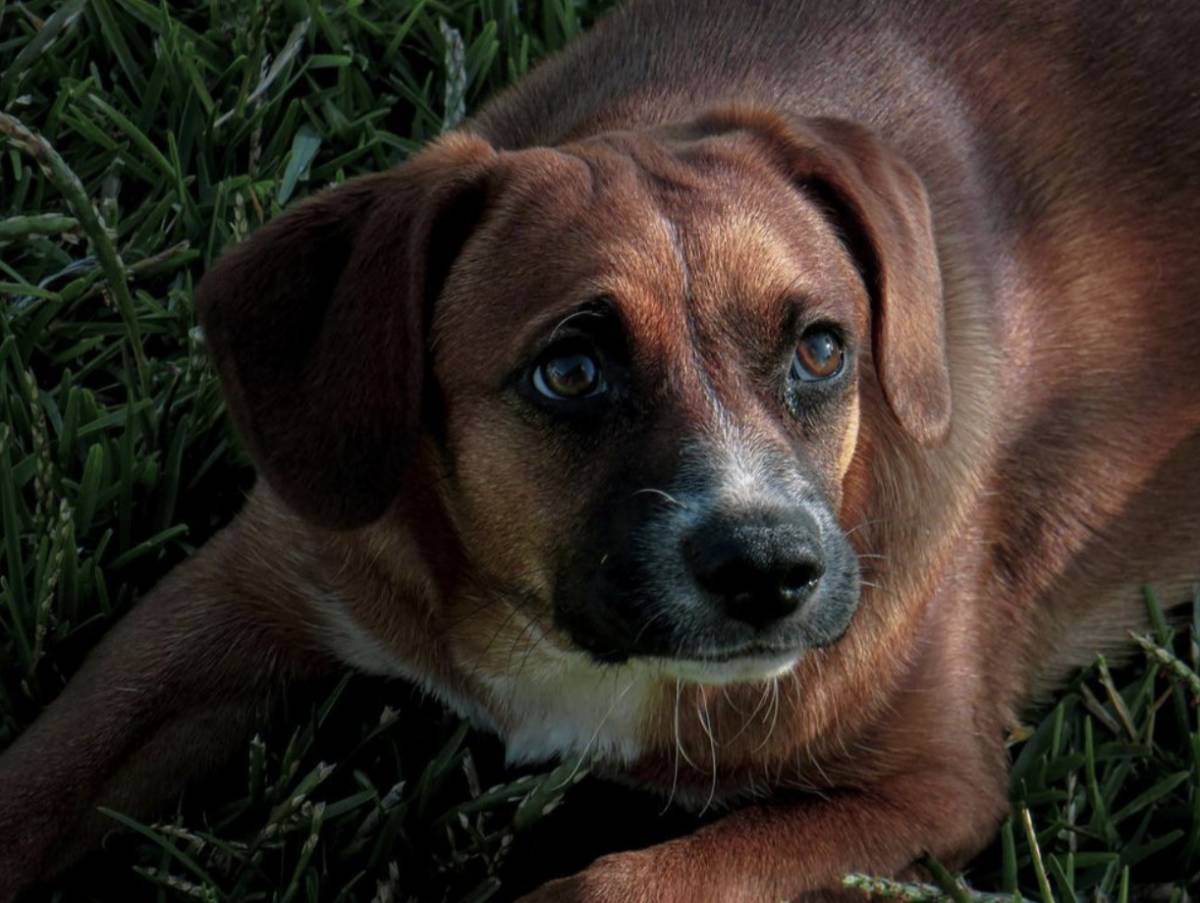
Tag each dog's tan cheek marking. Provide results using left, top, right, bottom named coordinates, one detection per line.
left=443, top=406, right=570, bottom=591
left=837, top=393, right=861, bottom=482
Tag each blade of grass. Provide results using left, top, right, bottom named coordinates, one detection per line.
left=0, top=112, right=149, bottom=396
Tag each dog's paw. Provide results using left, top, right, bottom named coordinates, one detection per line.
left=515, top=851, right=661, bottom=903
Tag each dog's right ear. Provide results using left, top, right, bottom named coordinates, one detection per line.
left=197, top=134, right=496, bottom=529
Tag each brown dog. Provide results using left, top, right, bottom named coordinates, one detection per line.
left=3, top=0, right=1200, bottom=899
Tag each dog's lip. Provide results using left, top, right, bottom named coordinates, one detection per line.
left=638, top=644, right=803, bottom=685
left=684, top=642, right=800, bottom=664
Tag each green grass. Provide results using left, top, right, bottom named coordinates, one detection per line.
left=0, top=2, right=1197, bottom=900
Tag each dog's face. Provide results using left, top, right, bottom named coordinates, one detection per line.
left=435, top=129, right=868, bottom=684
left=198, top=108, right=948, bottom=758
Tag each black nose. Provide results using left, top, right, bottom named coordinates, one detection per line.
left=684, top=511, right=825, bottom=628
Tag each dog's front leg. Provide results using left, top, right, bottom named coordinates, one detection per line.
left=0, top=523, right=331, bottom=901
left=520, top=767, right=1007, bottom=903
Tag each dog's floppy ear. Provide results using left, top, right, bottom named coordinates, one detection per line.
left=694, top=109, right=951, bottom=445
left=197, top=133, right=496, bottom=528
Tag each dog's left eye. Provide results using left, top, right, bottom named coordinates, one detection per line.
left=532, top=347, right=606, bottom=400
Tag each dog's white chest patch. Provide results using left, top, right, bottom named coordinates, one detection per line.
left=476, top=651, right=658, bottom=767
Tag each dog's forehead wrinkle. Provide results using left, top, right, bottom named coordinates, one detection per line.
left=658, top=210, right=692, bottom=304
left=562, top=166, right=715, bottom=408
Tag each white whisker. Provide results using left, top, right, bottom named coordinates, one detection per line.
left=697, top=689, right=720, bottom=815
left=662, top=679, right=686, bottom=814
left=631, top=487, right=686, bottom=507
left=554, top=678, right=637, bottom=790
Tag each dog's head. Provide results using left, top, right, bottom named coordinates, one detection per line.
left=198, top=109, right=946, bottom=705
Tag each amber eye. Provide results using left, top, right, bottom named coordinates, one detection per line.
left=791, top=327, right=845, bottom=382
left=533, top=347, right=606, bottom=399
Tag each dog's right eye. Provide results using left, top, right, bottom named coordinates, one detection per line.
left=532, top=347, right=606, bottom=400
left=791, top=327, right=846, bottom=382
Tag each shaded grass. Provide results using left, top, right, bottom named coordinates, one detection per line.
left=0, top=1, right=1197, bottom=900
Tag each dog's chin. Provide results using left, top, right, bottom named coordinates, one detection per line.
left=643, top=648, right=803, bottom=685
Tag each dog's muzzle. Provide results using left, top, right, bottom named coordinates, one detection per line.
left=553, top=478, right=862, bottom=680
